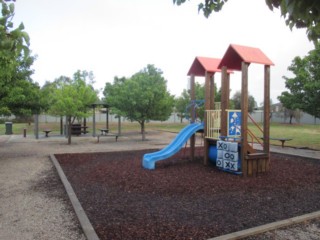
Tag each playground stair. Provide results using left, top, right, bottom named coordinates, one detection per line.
left=246, top=143, right=256, bottom=154
left=245, top=152, right=269, bottom=177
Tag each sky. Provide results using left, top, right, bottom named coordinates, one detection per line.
left=12, top=0, right=314, bottom=105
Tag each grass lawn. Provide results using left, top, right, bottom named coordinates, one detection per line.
left=248, top=122, right=320, bottom=150
left=0, top=121, right=319, bottom=150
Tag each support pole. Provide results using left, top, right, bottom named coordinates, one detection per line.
left=106, top=108, right=109, bottom=130
left=204, top=71, right=212, bottom=165
left=209, top=74, right=215, bottom=110
left=241, top=62, right=249, bottom=176
left=220, top=67, right=230, bottom=137
left=92, top=105, right=96, bottom=137
left=190, top=75, right=196, bottom=160
left=264, top=65, right=271, bottom=171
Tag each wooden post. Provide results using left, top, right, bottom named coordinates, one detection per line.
left=204, top=71, right=212, bottom=165
left=209, top=74, right=215, bottom=109
left=220, top=67, right=230, bottom=137
left=106, top=108, right=109, bottom=130
left=264, top=65, right=271, bottom=171
left=190, top=75, right=195, bottom=122
left=241, top=62, right=249, bottom=176
left=190, top=75, right=196, bottom=160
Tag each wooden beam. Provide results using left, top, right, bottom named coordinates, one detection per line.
left=190, top=75, right=196, bottom=122
left=204, top=71, right=211, bottom=112
left=204, top=71, right=212, bottom=165
left=220, top=67, right=230, bottom=137
left=241, top=62, right=249, bottom=177
left=264, top=65, right=271, bottom=171
left=190, top=75, right=196, bottom=160
left=209, top=74, right=215, bottom=109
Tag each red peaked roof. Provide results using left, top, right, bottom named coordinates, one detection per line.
left=187, top=57, right=222, bottom=76
left=218, top=44, right=274, bottom=71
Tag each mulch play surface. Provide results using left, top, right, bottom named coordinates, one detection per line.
left=55, top=148, right=320, bottom=240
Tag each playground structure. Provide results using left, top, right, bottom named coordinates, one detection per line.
left=143, top=44, right=274, bottom=177
left=188, top=44, right=274, bottom=176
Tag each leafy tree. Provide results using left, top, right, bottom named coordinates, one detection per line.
left=5, top=80, right=41, bottom=116
left=232, top=91, right=257, bottom=113
left=283, top=108, right=303, bottom=124
left=279, top=44, right=320, bottom=123
left=0, top=0, right=40, bottom=117
left=40, top=76, right=72, bottom=113
left=173, top=0, right=320, bottom=44
left=50, top=70, right=98, bottom=144
left=175, top=89, right=189, bottom=123
left=104, top=65, right=174, bottom=140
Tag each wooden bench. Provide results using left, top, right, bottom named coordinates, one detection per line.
left=43, top=129, right=52, bottom=137
left=261, top=137, right=293, bottom=148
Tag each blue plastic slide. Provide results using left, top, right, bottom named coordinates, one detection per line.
left=142, top=122, right=204, bottom=170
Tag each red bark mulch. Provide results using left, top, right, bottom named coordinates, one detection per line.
left=55, top=148, right=320, bottom=240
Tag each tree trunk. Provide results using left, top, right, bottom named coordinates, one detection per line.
left=68, top=116, right=72, bottom=144
left=289, top=115, right=293, bottom=124
left=140, top=121, right=146, bottom=141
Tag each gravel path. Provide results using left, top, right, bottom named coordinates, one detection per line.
left=0, top=132, right=319, bottom=240
left=0, top=132, right=173, bottom=240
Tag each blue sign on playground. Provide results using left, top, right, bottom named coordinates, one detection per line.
left=228, top=111, right=241, bottom=137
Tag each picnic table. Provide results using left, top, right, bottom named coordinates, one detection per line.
left=99, top=128, right=109, bottom=135
left=97, top=129, right=118, bottom=142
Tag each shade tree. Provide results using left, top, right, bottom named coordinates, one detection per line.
left=279, top=43, right=320, bottom=124
left=104, top=65, right=174, bottom=140
left=0, top=0, right=41, bottom=118
left=49, top=70, right=98, bottom=144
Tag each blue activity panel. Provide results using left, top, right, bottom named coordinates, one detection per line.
left=228, top=111, right=241, bottom=137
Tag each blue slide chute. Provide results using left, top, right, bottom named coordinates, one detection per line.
left=142, top=122, right=204, bottom=170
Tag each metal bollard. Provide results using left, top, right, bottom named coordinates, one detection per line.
left=23, top=128, right=27, bottom=138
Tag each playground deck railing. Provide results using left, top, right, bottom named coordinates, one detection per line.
left=205, top=110, right=221, bottom=139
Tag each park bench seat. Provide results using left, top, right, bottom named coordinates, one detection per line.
left=260, top=137, right=293, bottom=148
